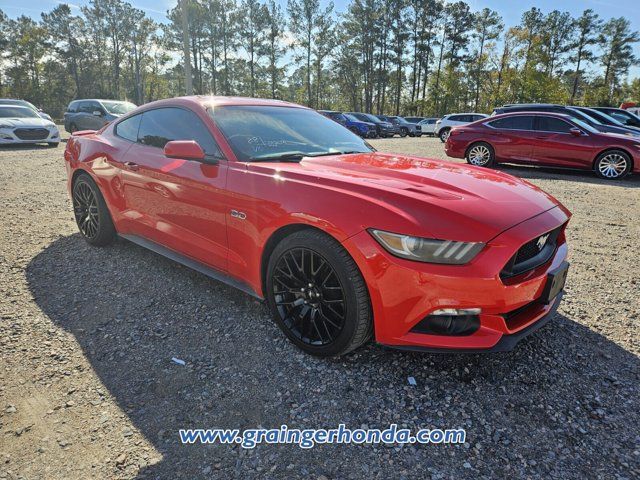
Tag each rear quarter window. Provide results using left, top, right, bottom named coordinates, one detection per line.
left=115, top=114, right=142, bottom=142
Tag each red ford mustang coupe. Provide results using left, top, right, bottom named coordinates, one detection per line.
left=64, top=97, right=570, bottom=356
left=445, top=111, right=640, bottom=179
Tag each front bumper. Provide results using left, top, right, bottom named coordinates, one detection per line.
left=0, top=127, right=60, bottom=144
left=342, top=207, right=570, bottom=351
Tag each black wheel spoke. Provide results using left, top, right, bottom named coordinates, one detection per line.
left=72, top=181, right=100, bottom=240
left=272, top=247, right=346, bottom=346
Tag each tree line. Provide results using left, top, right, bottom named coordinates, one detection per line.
left=0, top=0, right=639, bottom=119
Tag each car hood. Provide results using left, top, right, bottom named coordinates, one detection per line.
left=0, top=117, right=56, bottom=128
left=256, top=152, right=564, bottom=242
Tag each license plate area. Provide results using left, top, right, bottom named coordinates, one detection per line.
left=541, top=262, right=569, bottom=304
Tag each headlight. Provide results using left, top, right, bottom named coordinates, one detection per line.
left=369, top=229, right=485, bottom=264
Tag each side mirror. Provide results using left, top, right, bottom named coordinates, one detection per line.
left=92, top=110, right=103, bottom=116
left=164, top=140, right=206, bottom=161
left=569, top=128, right=583, bottom=137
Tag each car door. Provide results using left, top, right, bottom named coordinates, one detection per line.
left=120, top=106, right=229, bottom=271
left=531, top=115, right=594, bottom=168
left=485, top=115, right=537, bottom=162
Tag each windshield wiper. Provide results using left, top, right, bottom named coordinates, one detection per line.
left=249, top=153, right=306, bottom=162
left=250, top=150, right=369, bottom=162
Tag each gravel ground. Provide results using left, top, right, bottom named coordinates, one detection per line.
left=1, top=133, right=639, bottom=479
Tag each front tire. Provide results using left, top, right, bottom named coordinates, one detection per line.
left=72, top=174, right=116, bottom=246
left=439, top=129, right=450, bottom=142
left=265, top=230, right=372, bottom=357
left=466, top=142, right=495, bottom=167
left=594, top=150, right=631, bottom=179
left=400, top=128, right=408, bottom=138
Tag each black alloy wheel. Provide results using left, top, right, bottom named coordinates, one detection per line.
left=266, top=230, right=372, bottom=356
left=272, top=248, right=346, bottom=346
left=72, top=174, right=116, bottom=246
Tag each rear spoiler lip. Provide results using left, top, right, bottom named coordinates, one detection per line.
left=71, top=130, right=97, bottom=137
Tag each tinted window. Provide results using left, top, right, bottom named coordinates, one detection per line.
left=450, top=115, right=468, bottom=122
left=79, top=101, right=100, bottom=114
left=138, top=107, right=221, bottom=157
left=536, top=116, right=573, bottom=133
left=488, top=116, right=534, bottom=130
left=115, top=114, right=142, bottom=142
left=67, top=102, right=78, bottom=113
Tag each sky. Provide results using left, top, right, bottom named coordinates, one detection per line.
left=2, top=0, right=639, bottom=77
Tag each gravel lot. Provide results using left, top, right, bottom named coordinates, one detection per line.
left=1, top=133, right=639, bottom=479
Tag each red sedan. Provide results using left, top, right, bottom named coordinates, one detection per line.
left=445, top=111, right=640, bottom=179
left=64, top=97, right=570, bottom=356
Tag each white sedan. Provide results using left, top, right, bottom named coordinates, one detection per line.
left=0, top=105, right=60, bottom=147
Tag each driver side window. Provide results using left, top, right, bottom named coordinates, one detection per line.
left=137, top=107, right=222, bottom=158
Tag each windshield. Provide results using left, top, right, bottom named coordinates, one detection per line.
left=570, top=117, right=599, bottom=133
left=102, top=101, right=137, bottom=115
left=330, top=113, right=347, bottom=122
left=362, top=113, right=381, bottom=123
left=567, top=109, right=601, bottom=125
left=344, top=113, right=361, bottom=123
left=210, top=105, right=374, bottom=162
left=580, top=108, right=624, bottom=126
left=0, top=106, right=40, bottom=118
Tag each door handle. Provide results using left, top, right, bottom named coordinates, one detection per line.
left=124, top=161, right=139, bottom=171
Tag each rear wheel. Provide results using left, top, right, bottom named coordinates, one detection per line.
left=68, top=123, right=78, bottom=134
left=594, top=150, right=631, bottom=179
left=72, top=174, right=116, bottom=246
left=439, top=128, right=451, bottom=142
left=466, top=142, right=495, bottom=167
left=265, top=230, right=372, bottom=357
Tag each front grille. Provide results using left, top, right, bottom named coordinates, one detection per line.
left=14, top=128, right=49, bottom=140
left=500, top=226, right=562, bottom=279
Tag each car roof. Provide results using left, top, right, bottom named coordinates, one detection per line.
left=133, top=96, right=308, bottom=111
left=501, top=103, right=563, bottom=108
left=488, top=111, right=575, bottom=120
left=0, top=104, right=32, bottom=110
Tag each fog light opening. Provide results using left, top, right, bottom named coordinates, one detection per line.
left=411, top=308, right=481, bottom=336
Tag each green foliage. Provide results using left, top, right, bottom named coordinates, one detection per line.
left=0, top=0, right=638, bottom=119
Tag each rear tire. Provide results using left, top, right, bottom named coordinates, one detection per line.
left=72, top=174, right=116, bottom=246
left=439, top=128, right=450, bottom=142
left=466, top=142, right=495, bottom=168
left=265, top=229, right=372, bottom=357
left=594, top=150, right=631, bottom=179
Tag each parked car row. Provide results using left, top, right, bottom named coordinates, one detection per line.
left=319, top=110, right=445, bottom=139
left=445, top=105, right=640, bottom=180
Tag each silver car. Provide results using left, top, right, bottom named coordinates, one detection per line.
left=64, top=99, right=136, bottom=133
left=0, top=105, right=60, bottom=147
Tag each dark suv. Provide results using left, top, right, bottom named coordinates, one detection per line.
left=346, top=113, right=398, bottom=138
left=386, top=116, right=422, bottom=137
left=64, top=99, right=137, bottom=133
left=318, top=110, right=377, bottom=138
left=493, top=104, right=640, bottom=137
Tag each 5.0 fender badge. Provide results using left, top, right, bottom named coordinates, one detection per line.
left=230, top=209, right=247, bottom=220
